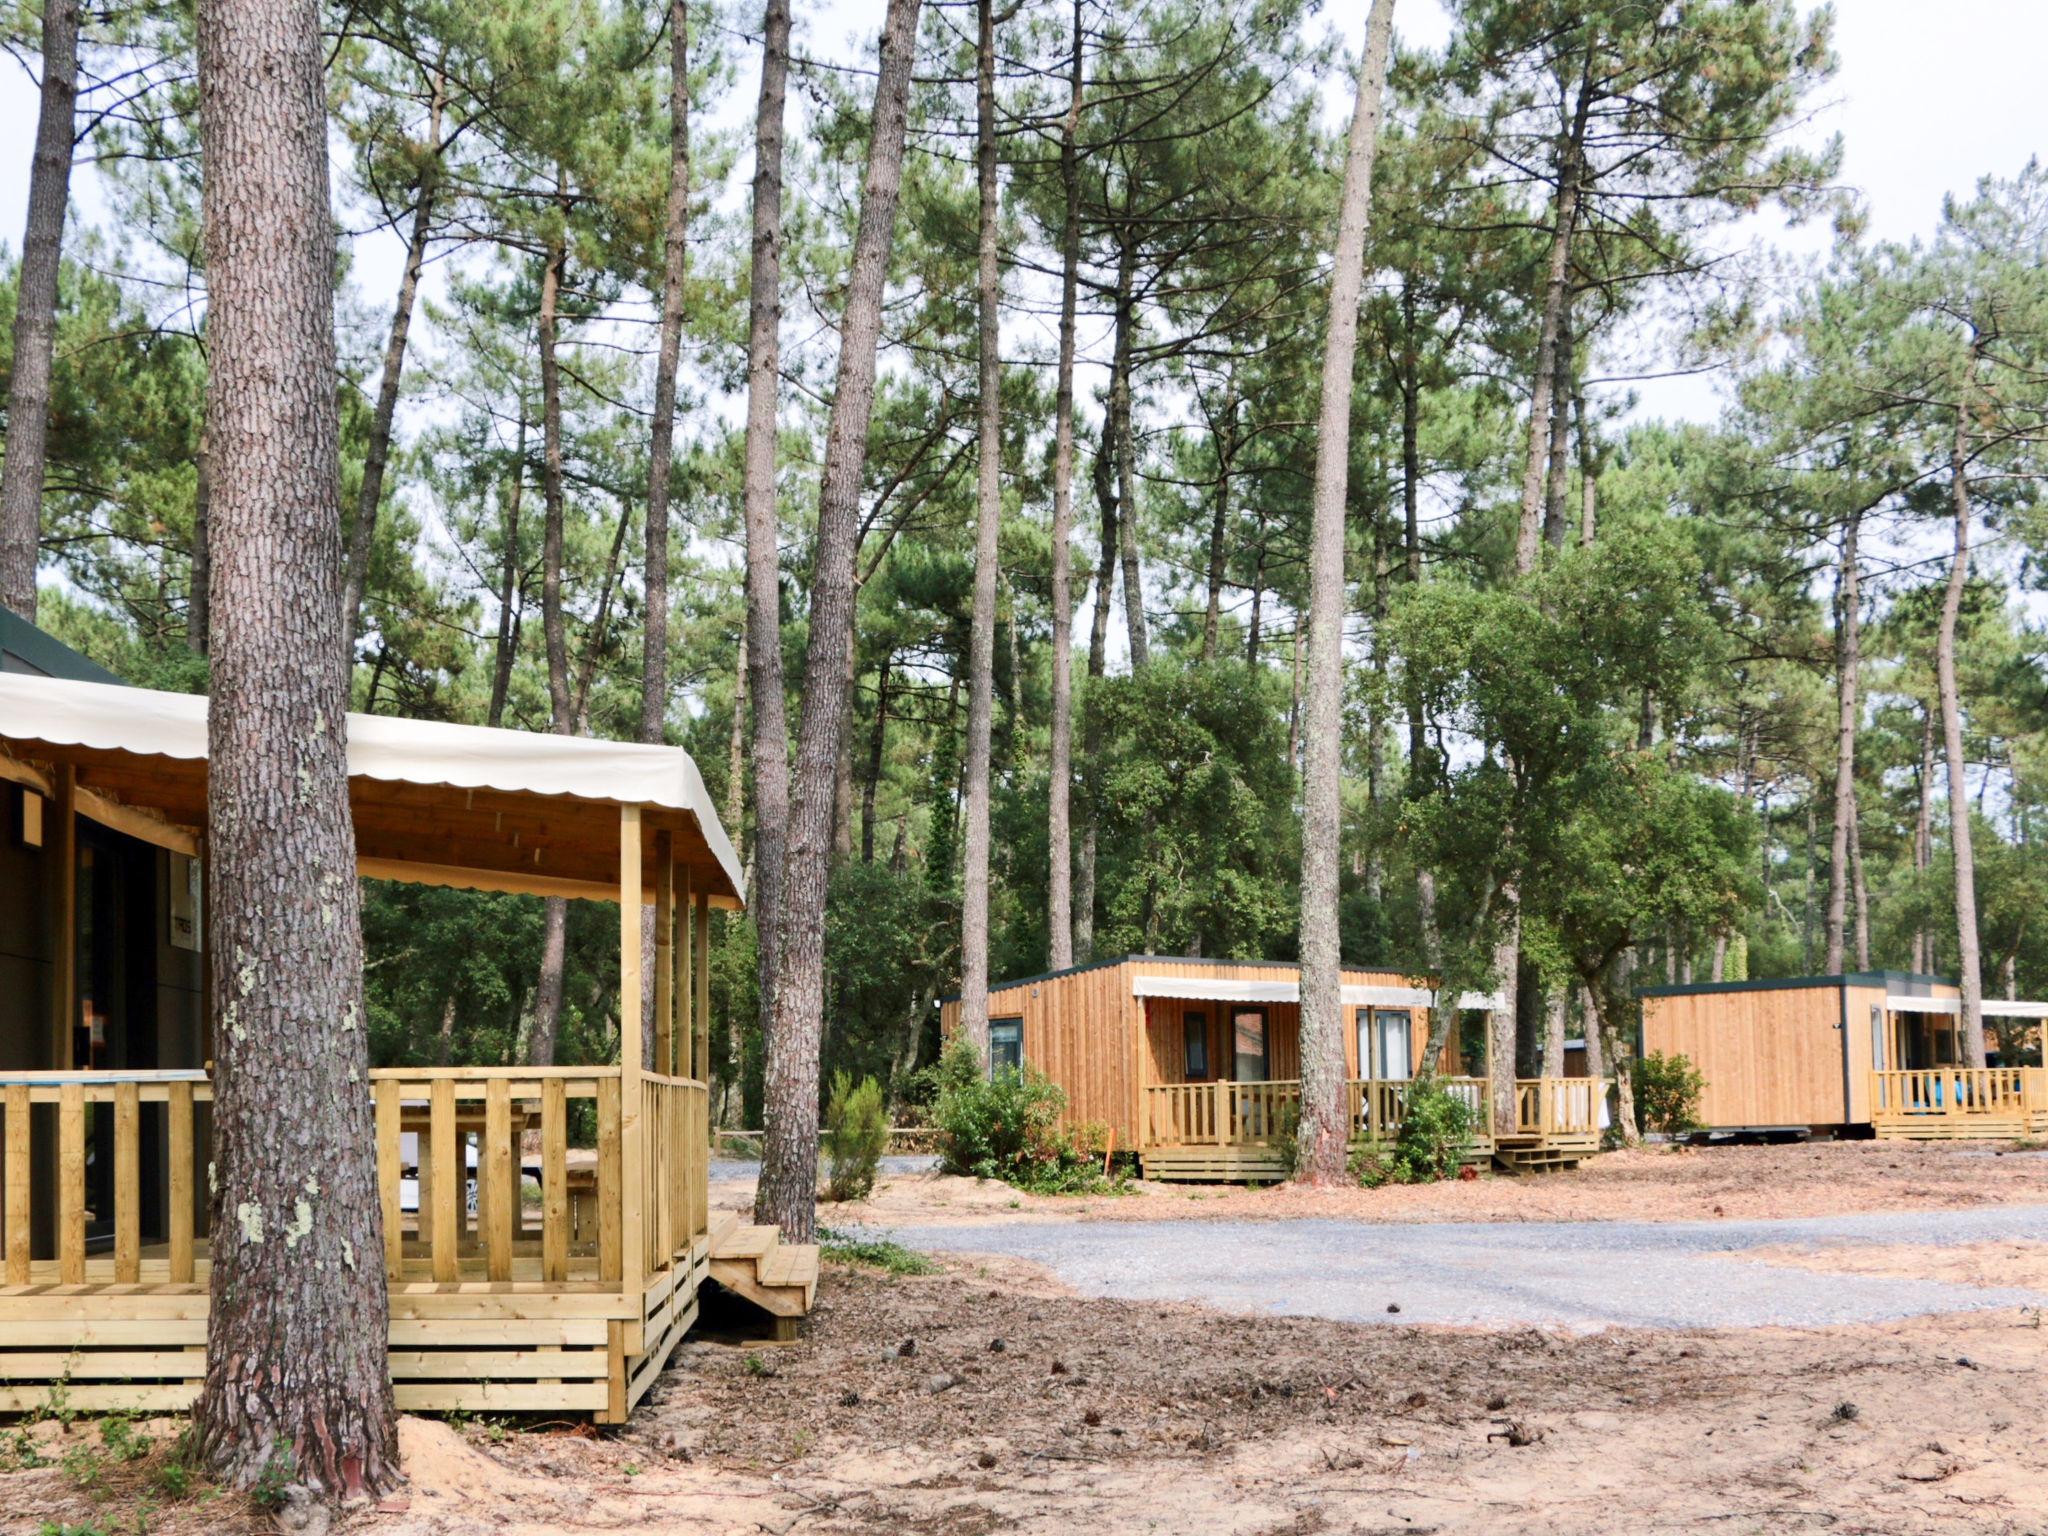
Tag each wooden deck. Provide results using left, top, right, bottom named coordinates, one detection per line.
left=1869, top=1067, right=2048, bottom=1141
left=1137, top=1077, right=1601, bottom=1181
left=0, top=1064, right=813, bottom=1420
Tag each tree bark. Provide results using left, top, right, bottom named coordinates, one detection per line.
left=1542, top=299, right=1573, bottom=548
left=190, top=427, right=213, bottom=653
left=643, top=0, right=691, bottom=750
left=1201, top=382, right=1236, bottom=662
left=1848, top=789, right=1870, bottom=971
left=742, top=0, right=794, bottom=1045
left=1075, top=411, right=1118, bottom=965
left=1106, top=236, right=1146, bottom=667
left=1823, top=508, right=1860, bottom=973
left=1044, top=0, right=1082, bottom=970
left=341, top=73, right=443, bottom=651
left=192, top=0, right=397, bottom=1495
left=1543, top=990, right=1567, bottom=1077
left=1940, top=398, right=1985, bottom=1065
left=1513, top=70, right=1589, bottom=579
left=1293, top=0, right=1396, bottom=1187
left=1400, top=282, right=1440, bottom=970
left=0, top=0, right=80, bottom=620
left=529, top=235, right=574, bottom=1067
left=1914, top=703, right=1934, bottom=974
left=486, top=417, right=526, bottom=729
left=957, top=0, right=1003, bottom=1061
left=756, top=0, right=922, bottom=1243
left=861, top=654, right=889, bottom=863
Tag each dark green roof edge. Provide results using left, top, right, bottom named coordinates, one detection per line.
left=940, top=953, right=1433, bottom=1007
left=0, top=606, right=123, bottom=685
left=1637, top=969, right=1953, bottom=1000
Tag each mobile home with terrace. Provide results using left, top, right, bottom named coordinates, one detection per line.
left=0, top=625, right=812, bottom=1421
left=940, top=955, right=1604, bottom=1180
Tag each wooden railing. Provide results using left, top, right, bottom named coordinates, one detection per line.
left=1, top=1064, right=710, bottom=1294
left=1869, top=1067, right=2044, bottom=1122
left=1514, top=1076, right=1601, bottom=1139
left=1142, top=1076, right=1492, bottom=1149
left=0, top=1070, right=213, bottom=1285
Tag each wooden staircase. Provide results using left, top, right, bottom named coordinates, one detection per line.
left=706, top=1211, right=819, bottom=1339
left=1493, top=1133, right=1598, bottom=1174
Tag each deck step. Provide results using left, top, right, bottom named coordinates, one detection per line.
left=710, top=1223, right=778, bottom=1262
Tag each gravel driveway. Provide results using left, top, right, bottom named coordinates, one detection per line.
left=859, top=1204, right=2048, bottom=1331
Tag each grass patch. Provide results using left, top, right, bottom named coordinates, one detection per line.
left=817, top=1227, right=939, bottom=1276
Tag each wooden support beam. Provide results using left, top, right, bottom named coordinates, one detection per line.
left=485, top=1079, right=513, bottom=1282
left=676, top=865, right=692, bottom=1078
left=541, top=1077, right=567, bottom=1283
left=693, top=886, right=711, bottom=1087
left=374, top=1078, right=402, bottom=1281
left=619, top=805, right=645, bottom=1300
left=4, top=1085, right=29, bottom=1284
left=52, top=766, right=75, bottom=1071
left=58, top=1081, right=84, bottom=1283
left=654, top=834, right=674, bottom=1079
left=430, top=1079, right=458, bottom=1283
left=114, top=1082, right=139, bottom=1283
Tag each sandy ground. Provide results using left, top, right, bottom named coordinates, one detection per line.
left=782, top=1138, right=2048, bottom=1229
left=11, top=1144, right=2048, bottom=1535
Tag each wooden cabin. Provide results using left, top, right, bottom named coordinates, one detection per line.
left=0, top=651, right=813, bottom=1420
left=939, top=956, right=1603, bottom=1180
left=1640, top=971, right=2048, bottom=1140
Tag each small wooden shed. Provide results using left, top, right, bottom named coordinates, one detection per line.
left=1639, top=971, right=1970, bottom=1132
left=938, top=956, right=1518, bottom=1180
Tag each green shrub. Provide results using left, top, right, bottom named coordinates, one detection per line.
left=822, top=1072, right=890, bottom=1201
left=924, top=1040, right=1121, bottom=1194
left=817, top=1227, right=940, bottom=1275
left=1347, top=1081, right=1474, bottom=1187
left=1635, top=1051, right=1705, bottom=1134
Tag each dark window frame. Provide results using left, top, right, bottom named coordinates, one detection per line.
left=1182, top=1010, right=1209, bottom=1081
left=989, top=1016, right=1024, bottom=1076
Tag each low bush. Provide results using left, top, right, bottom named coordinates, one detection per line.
left=822, top=1072, right=890, bottom=1201
left=924, top=1040, right=1122, bottom=1194
left=817, top=1227, right=940, bottom=1275
left=1349, top=1080, right=1474, bottom=1187
left=1635, top=1051, right=1705, bottom=1134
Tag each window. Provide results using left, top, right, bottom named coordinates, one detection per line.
left=1183, top=1011, right=1209, bottom=1080
left=989, top=1018, right=1023, bottom=1075
left=1232, top=1009, right=1268, bottom=1082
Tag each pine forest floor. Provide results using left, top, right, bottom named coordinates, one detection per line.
left=5, top=1141, right=2048, bottom=1535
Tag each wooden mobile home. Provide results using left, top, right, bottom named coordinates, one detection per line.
left=1640, top=971, right=2048, bottom=1140
left=940, top=956, right=1603, bottom=1180
left=0, top=646, right=813, bottom=1421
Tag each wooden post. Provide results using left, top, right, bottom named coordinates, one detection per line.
left=654, top=833, right=674, bottom=1079
left=677, top=866, right=693, bottom=1079
left=485, top=1078, right=513, bottom=1281
left=4, top=1084, right=29, bottom=1284
left=373, top=1079, right=401, bottom=1281
left=618, top=804, right=645, bottom=1302
left=693, top=886, right=710, bottom=1087
left=541, top=1077, right=567, bottom=1282
left=430, top=1078, right=457, bottom=1282
left=58, top=1080, right=84, bottom=1282
left=114, top=1081, right=140, bottom=1282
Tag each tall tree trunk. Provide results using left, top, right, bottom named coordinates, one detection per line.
left=957, top=0, right=1003, bottom=1059
left=1542, top=299, right=1573, bottom=547
left=1823, top=508, right=1861, bottom=973
left=831, top=625, right=858, bottom=860
left=1400, top=283, right=1439, bottom=970
left=1914, top=703, right=1934, bottom=974
left=1513, top=69, right=1589, bottom=578
left=1940, top=397, right=1985, bottom=1064
left=487, top=417, right=526, bottom=729
left=1201, top=383, right=1235, bottom=662
left=727, top=625, right=749, bottom=832
left=757, top=0, right=921, bottom=1243
left=1848, top=788, right=1871, bottom=971
left=1574, top=388, right=1597, bottom=546
left=1107, top=236, right=1147, bottom=667
left=1075, top=414, right=1117, bottom=965
left=0, top=0, right=80, bottom=619
left=1293, top=0, right=1396, bottom=1186
left=341, top=73, right=444, bottom=650
left=190, top=427, right=213, bottom=652
left=1543, top=990, right=1567, bottom=1077
left=528, top=233, right=573, bottom=1068
left=643, top=0, right=691, bottom=749
left=193, top=0, right=396, bottom=1494
left=1044, top=0, right=1082, bottom=969
left=743, top=0, right=794, bottom=1042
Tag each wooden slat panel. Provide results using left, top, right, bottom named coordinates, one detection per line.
left=113, top=1082, right=139, bottom=1283
left=374, top=1078, right=402, bottom=1280
left=430, top=1079, right=458, bottom=1283
left=597, top=1076, right=621, bottom=1284
left=654, top=836, right=674, bottom=1078
left=167, top=1081, right=195, bottom=1284
left=485, top=1080, right=513, bottom=1282
left=4, top=1084, right=29, bottom=1284
left=58, top=1082, right=85, bottom=1284
left=542, top=1078, right=567, bottom=1282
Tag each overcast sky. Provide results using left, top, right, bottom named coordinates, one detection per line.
left=1, top=0, right=2042, bottom=430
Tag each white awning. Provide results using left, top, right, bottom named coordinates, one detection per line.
left=1886, top=995, right=2048, bottom=1019
left=0, top=672, right=744, bottom=904
left=1131, top=974, right=1502, bottom=1011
